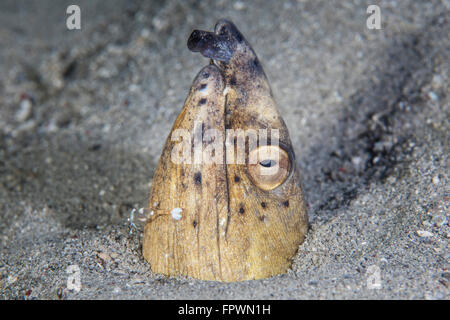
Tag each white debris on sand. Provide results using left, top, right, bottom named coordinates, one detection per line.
left=416, top=230, right=434, bottom=237
left=16, top=98, right=32, bottom=122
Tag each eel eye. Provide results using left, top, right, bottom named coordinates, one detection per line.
left=247, top=145, right=291, bottom=191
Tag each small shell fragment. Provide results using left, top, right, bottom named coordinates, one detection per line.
left=171, top=208, right=183, bottom=220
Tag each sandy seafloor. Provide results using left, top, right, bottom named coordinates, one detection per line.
left=0, top=0, right=448, bottom=299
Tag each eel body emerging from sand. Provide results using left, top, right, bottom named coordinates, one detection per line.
left=143, top=20, right=308, bottom=281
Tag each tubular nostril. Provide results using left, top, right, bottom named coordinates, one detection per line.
left=187, top=30, right=209, bottom=52
left=187, top=30, right=199, bottom=51
left=187, top=29, right=234, bottom=62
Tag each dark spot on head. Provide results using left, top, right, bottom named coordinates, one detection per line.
left=218, top=26, right=227, bottom=36
left=250, top=58, right=263, bottom=74
left=229, top=76, right=236, bottom=86
left=259, top=215, right=266, bottom=222
left=194, top=172, right=202, bottom=185
left=239, top=206, right=245, bottom=214
left=234, top=175, right=240, bottom=183
left=203, top=72, right=210, bottom=78
left=261, top=202, right=267, bottom=209
left=282, top=200, right=289, bottom=207
left=193, top=220, right=197, bottom=228
left=235, top=32, right=243, bottom=43
left=199, top=98, right=207, bottom=105
left=200, top=83, right=207, bottom=90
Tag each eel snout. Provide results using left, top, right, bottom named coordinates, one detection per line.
left=187, top=19, right=247, bottom=63
left=188, top=19, right=264, bottom=84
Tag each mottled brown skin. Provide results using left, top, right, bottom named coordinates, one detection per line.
left=143, top=20, right=308, bottom=281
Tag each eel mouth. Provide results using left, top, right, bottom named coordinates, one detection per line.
left=187, top=19, right=244, bottom=64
